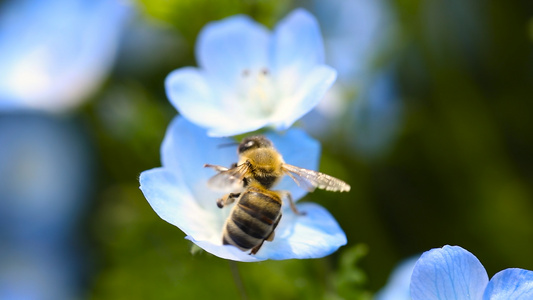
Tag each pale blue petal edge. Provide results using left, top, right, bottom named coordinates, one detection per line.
left=186, top=237, right=264, bottom=262
left=187, top=203, right=346, bottom=262
left=160, top=117, right=237, bottom=210
left=483, top=268, right=533, bottom=300
left=205, top=118, right=271, bottom=138
left=271, top=8, right=325, bottom=77
left=165, top=68, right=271, bottom=138
left=165, top=67, right=228, bottom=130
left=410, top=245, right=489, bottom=300
left=272, top=64, right=337, bottom=130
left=196, top=14, right=270, bottom=89
left=139, top=168, right=221, bottom=241
left=254, top=202, right=346, bottom=260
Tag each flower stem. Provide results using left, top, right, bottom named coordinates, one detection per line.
left=229, top=261, right=248, bottom=300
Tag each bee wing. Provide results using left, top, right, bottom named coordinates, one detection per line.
left=204, top=163, right=251, bottom=192
left=282, top=163, right=351, bottom=192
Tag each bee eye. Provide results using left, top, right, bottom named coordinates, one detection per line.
left=238, top=140, right=256, bottom=153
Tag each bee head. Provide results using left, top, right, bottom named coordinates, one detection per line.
left=238, top=135, right=273, bottom=154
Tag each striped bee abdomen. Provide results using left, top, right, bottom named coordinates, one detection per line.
left=222, top=187, right=282, bottom=252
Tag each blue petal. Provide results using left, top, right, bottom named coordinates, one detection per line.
left=188, top=202, right=345, bottom=262
left=271, top=64, right=336, bottom=130
left=271, top=9, right=325, bottom=79
left=254, top=202, right=346, bottom=260
left=205, top=118, right=271, bottom=138
left=186, top=237, right=264, bottom=262
left=410, top=245, right=489, bottom=300
left=196, top=15, right=270, bottom=89
left=160, top=117, right=237, bottom=210
left=139, top=168, right=223, bottom=241
left=483, top=268, right=533, bottom=300
left=165, top=67, right=225, bottom=129
left=165, top=68, right=272, bottom=137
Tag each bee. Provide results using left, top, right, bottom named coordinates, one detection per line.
left=205, top=135, right=350, bottom=255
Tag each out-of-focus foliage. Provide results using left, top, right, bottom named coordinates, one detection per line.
left=375, top=255, right=418, bottom=300
left=138, top=0, right=291, bottom=45
left=1, top=0, right=532, bottom=298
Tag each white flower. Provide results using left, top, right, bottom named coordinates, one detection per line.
left=0, top=0, right=130, bottom=112
left=139, top=117, right=346, bottom=261
left=165, top=9, right=336, bottom=137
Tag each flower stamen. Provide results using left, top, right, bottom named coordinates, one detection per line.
left=237, top=67, right=275, bottom=117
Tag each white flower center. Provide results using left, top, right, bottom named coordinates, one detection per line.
left=236, top=68, right=277, bottom=117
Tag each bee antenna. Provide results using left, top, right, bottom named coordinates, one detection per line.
left=217, top=142, right=238, bottom=148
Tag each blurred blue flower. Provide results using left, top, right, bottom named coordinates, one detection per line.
left=348, top=69, right=402, bottom=159
left=411, top=245, right=533, bottom=300
left=165, top=9, right=336, bottom=137
left=0, top=0, right=130, bottom=112
left=139, top=117, right=346, bottom=262
left=310, top=0, right=396, bottom=86
left=0, top=246, right=81, bottom=300
left=300, top=0, right=403, bottom=160
left=0, top=113, right=92, bottom=246
left=301, top=68, right=403, bottom=161
left=375, top=256, right=419, bottom=300
left=0, top=113, right=93, bottom=298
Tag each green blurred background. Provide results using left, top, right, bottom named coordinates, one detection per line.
left=74, top=0, right=533, bottom=298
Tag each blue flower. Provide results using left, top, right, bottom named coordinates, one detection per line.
left=348, top=69, right=402, bottom=159
left=299, top=0, right=403, bottom=159
left=310, top=0, right=397, bottom=86
left=301, top=67, right=403, bottom=161
left=165, top=9, right=337, bottom=137
left=410, top=245, right=533, bottom=300
left=0, top=0, right=130, bottom=112
left=139, top=117, right=346, bottom=261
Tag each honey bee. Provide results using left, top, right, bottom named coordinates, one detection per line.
left=205, top=135, right=350, bottom=255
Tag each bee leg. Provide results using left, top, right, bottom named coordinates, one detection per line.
left=203, top=164, right=228, bottom=172
left=250, top=214, right=281, bottom=255
left=250, top=232, right=271, bottom=255
left=250, top=241, right=264, bottom=255
left=279, top=191, right=306, bottom=216
left=216, top=192, right=240, bottom=208
left=265, top=231, right=275, bottom=241
left=266, top=214, right=281, bottom=241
